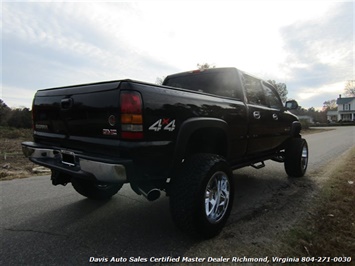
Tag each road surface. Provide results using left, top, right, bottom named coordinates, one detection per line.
left=1, top=126, right=354, bottom=265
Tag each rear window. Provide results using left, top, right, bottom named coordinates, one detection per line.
left=163, top=70, right=242, bottom=100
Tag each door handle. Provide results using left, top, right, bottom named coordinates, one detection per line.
left=272, top=113, right=279, bottom=120
left=61, top=98, right=73, bottom=110
left=253, top=111, right=261, bottom=119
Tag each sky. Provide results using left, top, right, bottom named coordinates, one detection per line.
left=1, top=1, right=354, bottom=110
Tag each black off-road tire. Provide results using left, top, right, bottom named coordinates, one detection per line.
left=284, top=138, right=309, bottom=178
left=169, top=154, right=234, bottom=239
left=71, top=178, right=123, bottom=200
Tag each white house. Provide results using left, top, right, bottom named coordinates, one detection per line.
left=326, top=110, right=338, bottom=122
left=327, top=95, right=355, bottom=122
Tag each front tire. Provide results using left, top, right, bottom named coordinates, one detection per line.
left=71, top=178, right=123, bottom=200
left=169, top=154, right=234, bottom=239
left=284, top=138, right=309, bottom=177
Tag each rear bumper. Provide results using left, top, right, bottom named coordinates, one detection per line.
left=22, top=142, right=131, bottom=183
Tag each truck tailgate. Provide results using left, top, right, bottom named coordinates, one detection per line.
left=33, top=81, right=121, bottom=142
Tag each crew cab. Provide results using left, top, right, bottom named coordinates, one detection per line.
left=22, top=67, right=308, bottom=238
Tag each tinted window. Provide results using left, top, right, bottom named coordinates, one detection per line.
left=164, top=70, right=242, bottom=100
left=242, top=74, right=266, bottom=106
left=263, top=83, right=283, bottom=109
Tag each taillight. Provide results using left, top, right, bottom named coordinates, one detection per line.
left=120, top=91, right=143, bottom=140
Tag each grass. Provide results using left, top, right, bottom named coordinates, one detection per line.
left=281, top=147, right=355, bottom=258
left=0, top=126, right=37, bottom=180
left=0, top=126, right=33, bottom=139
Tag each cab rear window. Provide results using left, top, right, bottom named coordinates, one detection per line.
left=164, top=70, right=243, bottom=100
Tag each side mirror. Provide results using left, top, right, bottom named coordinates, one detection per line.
left=285, top=100, right=299, bottom=110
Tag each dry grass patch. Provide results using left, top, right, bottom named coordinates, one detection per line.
left=282, top=148, right=355, bottom=258
left=0, top=127, right=43, bottom=180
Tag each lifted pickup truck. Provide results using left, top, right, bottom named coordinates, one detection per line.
left=22, top=67, right=308, bottom=238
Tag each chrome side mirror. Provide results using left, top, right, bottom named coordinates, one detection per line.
left=285, top=100, right=299, bottom=110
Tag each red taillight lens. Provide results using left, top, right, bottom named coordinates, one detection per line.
left=120, top=92, right=142, bottom=114
left=120, top=91, right=143, bottom=140
left=121, top=132, right=143, bottom=139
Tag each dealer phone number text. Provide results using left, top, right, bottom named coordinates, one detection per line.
left=301, top=257, right=351, bottom=263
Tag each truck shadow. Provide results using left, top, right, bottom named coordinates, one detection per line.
left=6, top=167, right=316, bottom=264
left=230, top=167, right=316, bottom=225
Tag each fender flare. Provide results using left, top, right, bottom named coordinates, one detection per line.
left=291, top=121, right=302, bottom=137
left=171, top=117, right=230, bottom=170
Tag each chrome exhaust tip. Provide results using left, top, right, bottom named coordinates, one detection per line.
left=138, top=187, right=161, bottom=201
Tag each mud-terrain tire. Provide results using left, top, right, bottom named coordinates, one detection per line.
left=284, top=138, right=309, bottom=177
left=169, top=154, right=234, bottom=239
left=71, top=178, right=122, bottom=200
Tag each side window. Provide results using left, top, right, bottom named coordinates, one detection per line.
left=263, top=83, right=283, bottom=109
left=242, top=74, right=266, bottom=106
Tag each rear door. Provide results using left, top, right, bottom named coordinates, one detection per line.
left=262, top=82, right=295, bottom=147
left=242, top=74, right=278, bottom=154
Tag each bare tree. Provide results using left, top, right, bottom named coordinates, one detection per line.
left=197, top=63, right=215, bottom=70
left=267, top=80, right=288, bottom=103
left=344, top=80, right=355, bottom=96
left=155, top=76, right=165, bottom=85
left=323, top=99, right=337, bottom=111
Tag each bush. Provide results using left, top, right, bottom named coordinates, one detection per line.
left=0, top=100, right=32, bottom=129
left=300, top=119, right=310, bottom=130
left=7, top=108, right=32, bottom=129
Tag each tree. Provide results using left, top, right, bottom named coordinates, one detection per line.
left=267, top=80, right=288, bottom=103
left=344, top=80, right=355, bottom=96
left=155, top=76, right=165, bottom=85
left=0, top=99, right=11, bottom=126
left=7, top=108, right=32, bottom=128
left=0, top=100, right=32, bottom=128
left=323, top=99, right=337, bottom=111
left=290, top=105, right=328, bottom=124
left=197, top=63, right=215, bottom=70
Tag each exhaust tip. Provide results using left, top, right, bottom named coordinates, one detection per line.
left=146, top=189, right=161, bottom=201
left=138, top=187, right=161, bottom=201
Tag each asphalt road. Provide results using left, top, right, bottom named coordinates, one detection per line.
left=1, top=126, right=354, bottom=265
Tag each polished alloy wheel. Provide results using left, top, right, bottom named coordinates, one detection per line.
left=301, top=144, right=308, bottom=171
left=205, top=171, right=231, bottom=224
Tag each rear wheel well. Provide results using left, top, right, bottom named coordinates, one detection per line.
left=186, top=128, right=227, bottom=158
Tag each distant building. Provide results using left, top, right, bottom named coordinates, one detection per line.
left=298, top=115, right=314, bottom=124
left=326, top=110, right=338, bottom=122
left=327, top=95, right=355, bottom=122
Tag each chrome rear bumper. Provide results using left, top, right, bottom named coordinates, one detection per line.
left=22, top=142, right=128, bottom=183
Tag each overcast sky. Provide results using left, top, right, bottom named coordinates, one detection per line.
left=1, top=1, right=354, bottom=109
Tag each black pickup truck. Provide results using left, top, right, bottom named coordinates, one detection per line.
left=22, top=67, right=308, bottom=238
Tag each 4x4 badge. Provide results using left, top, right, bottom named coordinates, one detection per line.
left=149, top=119, right=176, bottom=132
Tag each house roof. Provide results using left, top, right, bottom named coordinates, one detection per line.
left=337, top=97, right=355, bottom=104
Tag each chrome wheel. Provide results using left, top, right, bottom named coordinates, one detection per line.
left=170, top=154, right=234, bottom=238
left=301, top=144, right=308, bottom=171
left=284, top=138, right=309, bottom=178
left=205, top=171, right=231, bottom=224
